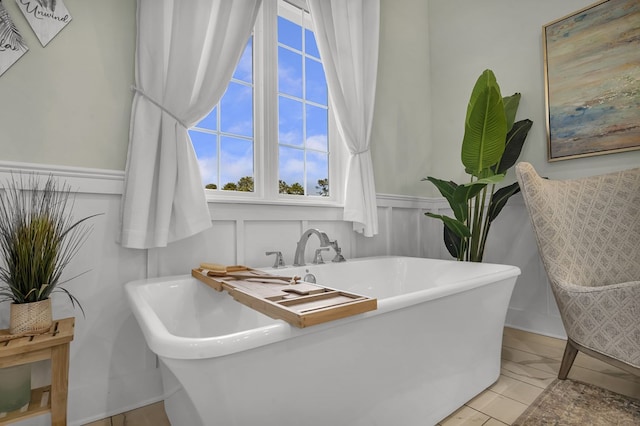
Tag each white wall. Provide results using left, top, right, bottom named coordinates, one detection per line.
left=0, top=0, right=134, bottom=171
left=0, top=164, right=153, bottom=425
left=425, top=0, right=640, bottom=339
left=371, top=0, right=432, bottom=197
left=427, top=0, right=640, bottom=188
left=2, top=0, right=638, bottom=194
left=1, top=0, right=639, bottom=424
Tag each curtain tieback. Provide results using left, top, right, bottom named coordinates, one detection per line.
left=351, top=148, right=370, bottom=156
left=131, top=86, right=189, bottom=128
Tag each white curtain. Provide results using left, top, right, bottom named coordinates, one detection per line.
left=308, top=0, right=380, bottom=237
left=120, top=0, right=262, bottom=248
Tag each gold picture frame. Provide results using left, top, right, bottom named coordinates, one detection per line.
left=543, top=0, right=640, bottom=161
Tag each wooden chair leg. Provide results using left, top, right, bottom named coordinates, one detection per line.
left=558, top=339, right=578, bottom=380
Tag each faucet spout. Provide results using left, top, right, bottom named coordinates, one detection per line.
left=293, top=228, right=331, bottom=266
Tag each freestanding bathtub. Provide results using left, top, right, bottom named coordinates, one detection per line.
left=125, top=256, right=520, bottom=426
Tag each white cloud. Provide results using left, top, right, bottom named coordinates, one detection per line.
left=306, top=134, right=327, bottom=151
left=279, top=153, right=304, bottom=184
left=278, top=64, right=302, bottom=95
left=306, top=156, right=324, bottom=176
left=226, top=120, right=253, bottom=136
left=198, top=156, right=217, bottom=186
left=279, top=130, right=302, bottom=145
left=282, top=156, right=304, bottom=174
left=220, top=150, right=254, bottom=185
left=198, top=151, right=254, bottom=187
left=225, top=157, right=253, bottom=178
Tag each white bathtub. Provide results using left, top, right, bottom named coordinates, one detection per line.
left=126, top=256, right=520, bottom=426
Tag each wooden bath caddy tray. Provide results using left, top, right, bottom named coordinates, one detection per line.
left=191, top=266, right=377, bottom=328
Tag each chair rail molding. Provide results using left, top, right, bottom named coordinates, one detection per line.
left=0, top=160, right=125, bottom=195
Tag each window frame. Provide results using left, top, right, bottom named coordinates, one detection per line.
left=201, top=0, right=346, bottom=206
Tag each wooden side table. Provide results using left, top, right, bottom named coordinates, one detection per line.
left=0, top=318, right=74, bottom=426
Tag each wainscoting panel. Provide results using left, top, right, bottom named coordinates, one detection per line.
left=390, top=207, right=422, bottom=257
left=480, top=196, right=565, bottom=339
left=152, top=220, right=238, bottom=278
left=0, top=161, right=565, bottom=425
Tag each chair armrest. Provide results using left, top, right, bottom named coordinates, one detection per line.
left=552, top=279, right=640, bottom=368
left=556, top=279, right=640, bottom=295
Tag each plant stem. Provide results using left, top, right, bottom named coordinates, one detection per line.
left=478, top=184, right=496, bottom=259
left=471, top=187, right=485, bottom=262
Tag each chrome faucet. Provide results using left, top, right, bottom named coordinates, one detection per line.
left=293, top=228, right=331, bottom=266
left=265, top=251, right=285, bottom=268
left=313, top=248, right=330, bottom=264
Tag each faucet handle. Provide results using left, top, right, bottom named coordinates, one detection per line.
left=265, top=251, right=285, bottom=268
left=313, top=248, right=330, bottom=264
left=330, top=240, right=346, bottom=263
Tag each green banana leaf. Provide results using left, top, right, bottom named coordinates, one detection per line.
left=487, top=182, right=520, bottom=223
left=495, top=119, right=533, bottom=174
left=461, top=70, right=507, bottom=177
left=452, top=180, right=488, bottom=205
left=422, top=177, right=466, bottom=221
left=444, top=225, right=463, bottom=259
left=503, top=93, right=521, bottom=132
left=425, top=213, right=470, bottom=239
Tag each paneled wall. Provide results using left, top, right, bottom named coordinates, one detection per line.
left=0, top=162, right=562, bottom=425
left=148, top=193, right=449, bottom=278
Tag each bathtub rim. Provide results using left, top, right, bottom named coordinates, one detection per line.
left=125, top=255, right=521, bottom=360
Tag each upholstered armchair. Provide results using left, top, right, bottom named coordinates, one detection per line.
left=515, top=162, right=640, bottom=379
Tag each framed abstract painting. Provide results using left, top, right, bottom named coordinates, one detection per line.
left=543, top=0, right=640, bottom=161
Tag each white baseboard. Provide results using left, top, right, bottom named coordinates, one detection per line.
left=505, top=307, right=567, bottom=340
left=67, top=369, right=164, bottom=426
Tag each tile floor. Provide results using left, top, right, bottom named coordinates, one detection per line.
left=84, top=327, right=640, bottom=426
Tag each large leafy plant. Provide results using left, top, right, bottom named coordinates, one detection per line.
left=423, top=70, right=532, bottom=262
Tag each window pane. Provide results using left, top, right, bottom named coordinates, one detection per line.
left=306, top=105, right=327, bottom=151
left=221, top=82, right=253, bottom=137
left=189, top=131, right=218, bottom=188
left=305, top=29, right=320, bottom=59
left=279, top=96, right=303, bottom=147
left=277, top=5, right=330, bottom=199
left=220, top=136, right=254, bottom=191
left=278, top=16, right=302, bottom=51
left=305, top=58, right=327, bottom=105
left=233, top=38, right=253, bottom=83
left=279, top=146, right=304, bottom=195
left=306, top=151, right=329, bottom=196
left=196, top=106, right=217, bottom=131
left=195, top=1, right=334, bottom=200
left=278, top=47, right=302, bottom=98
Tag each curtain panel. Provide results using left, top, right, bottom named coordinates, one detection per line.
left=308, top=0, right=380, bottom=237
left=120, top=0, right=262, bottom=249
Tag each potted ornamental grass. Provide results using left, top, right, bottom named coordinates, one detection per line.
left=0, top=173, right=97, bottom=335
left=0, top=173, right=98, bottom=414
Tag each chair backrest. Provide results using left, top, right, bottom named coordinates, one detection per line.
left=515, top=162, right=640, bottom=288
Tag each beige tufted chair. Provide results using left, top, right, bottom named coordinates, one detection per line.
left=515, top=162, right=640, bottom=379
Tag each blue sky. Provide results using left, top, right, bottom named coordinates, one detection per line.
left=191, top=16, right=329, bottom=195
